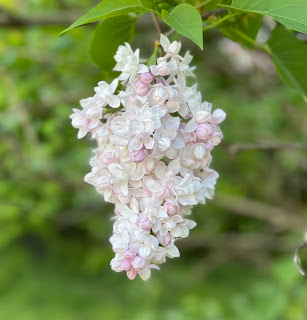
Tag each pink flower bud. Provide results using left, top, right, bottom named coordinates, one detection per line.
left=135, top=80, right=149, bottom=96
left=130, top=148, right=146, bottom=163
left=124, top=249, right=137, bottom=260
left=140, top=72, right=154, bottom=84
left=196, top=123, right=212, bottom=140
left=121, top=259, right=132, bottom=271
left=126, top=268, right=137, bottom=280
left=137, top=216, right=153, bottom=231
left=157, top=231, right=173, bottom=247
left=132, top=256, right=146, bottom=270
left=210, top=129, right=223, bottom=146
left=164, top=202, right=180, bottom=216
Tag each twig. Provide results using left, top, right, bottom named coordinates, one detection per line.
left=180, top=232, right=295, bottom=252
left=151, top=13, right=161, bottom=36
left=213, top=193, right=306, bottom=232
left=0, top=9, right=81, bottom=27
left=201, top=8, right=228, bottom=19
left=228, top=142, right=307, bottom=158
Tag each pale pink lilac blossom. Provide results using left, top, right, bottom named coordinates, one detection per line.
left=70, top=34, right=226, bottom=280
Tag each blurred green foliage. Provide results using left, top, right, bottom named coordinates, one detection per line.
left=0, top=1, right=306, bottom=319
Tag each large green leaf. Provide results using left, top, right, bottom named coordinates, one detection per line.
left=60, top=0, right=147, bottom=36
left=223, top=0, right=307, bottom=34
left=268, top=26, right=307, bottom=96
left=219, top=13, right=263, bottom=49
left=90, top=15, right=136, bottom=75
left=161, top=4, right=203, bottom=49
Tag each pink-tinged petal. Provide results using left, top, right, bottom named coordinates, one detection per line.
left=129, top=137, right=143, bottom=151
left=159, top=225, right=168, bottom=236
left=127, top=268, right=137, bottom=280
left=148, top=264, right=160, bottom=270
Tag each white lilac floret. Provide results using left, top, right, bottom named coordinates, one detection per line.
left=70, top=35, right=226, bottom=281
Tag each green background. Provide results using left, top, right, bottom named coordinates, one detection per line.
left=0, top=0, right=306, bottom=319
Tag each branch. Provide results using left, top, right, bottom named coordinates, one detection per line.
left=179, top=232, right=295, bottom=252
left=151, top=13, right=161, bottom=36
left=213, top=193, right=306, bottom=232
left=228, top=142, right=307, bottom=158
left=201, top=8, right=228, bottom=19
left=0, top=8, right=81, bottom=27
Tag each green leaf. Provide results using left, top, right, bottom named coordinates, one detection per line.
left=60, top=0, right=146, bottom=36
left=140, top=0, right=158, bottom=11
left=146, top=46, right=159, bottom=67
left=268, top=26, right=307, bottom=96
left=90, top=15, right=136, bottom=75
left=161, top=4, right=203, bottom=49
left=223, top=0, right=307, bottom=34
left=219, top=13, right=263, bottom=49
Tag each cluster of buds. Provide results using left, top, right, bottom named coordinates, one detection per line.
left=70, top=35, right=226, bottom=280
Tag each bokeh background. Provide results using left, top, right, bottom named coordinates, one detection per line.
left=0, top=1, right=307, bottom=319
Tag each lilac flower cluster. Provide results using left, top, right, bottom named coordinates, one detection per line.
left=70, top=35, right=226, bottom=280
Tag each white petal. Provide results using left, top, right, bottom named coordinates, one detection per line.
left=109, top=95, right=120, bottom=108
left=185, top=118, right=198, bottom=132
left=160, top=34, right=170, bottom=52
left=129, top=137, right=143, bottom=151
left=110, top=78, right=119, bottom=93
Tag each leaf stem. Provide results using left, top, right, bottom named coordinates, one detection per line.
left=202, top=12, right=239, bottom=32
left=151, top=13, right=161, bottom=36
left=196, top=0, right=213, bottom=9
